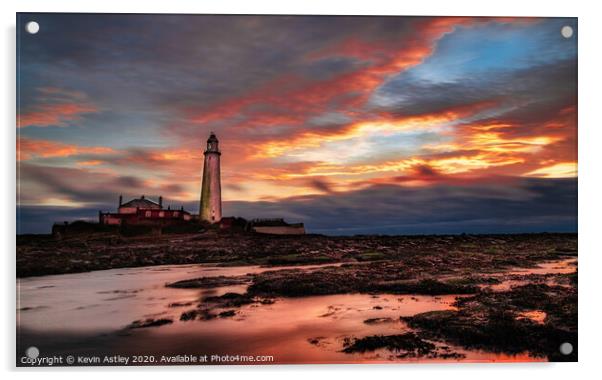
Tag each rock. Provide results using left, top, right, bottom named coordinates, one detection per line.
left=128, top=318, right=173, bottom=329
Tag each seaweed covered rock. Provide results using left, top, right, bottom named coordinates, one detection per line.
left=403, top=284, right=577, bottom=361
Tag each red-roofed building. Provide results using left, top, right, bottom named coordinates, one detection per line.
left=99, top=195, right=192, bottom=226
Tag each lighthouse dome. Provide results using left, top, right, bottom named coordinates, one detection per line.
left=205, top=132, right=220, bottom=154
left=207, top=132, right=218, bottom=143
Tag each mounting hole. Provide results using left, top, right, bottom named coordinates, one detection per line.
left=26, top=346, right=40, bottom=359
left=561, top=25, right=573, bottom=39
left=559, top=342, right=573, bottom=355
left=25, top=21, right=40, bottom=34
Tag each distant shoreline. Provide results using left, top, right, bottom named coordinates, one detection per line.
left=16, top=231, right=578, bottom=238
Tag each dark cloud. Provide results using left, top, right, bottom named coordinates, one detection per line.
left=17, top=205, right=109, bottom=234
left=307, top=178, right=335, bottom=194
left=412, top=164, right=439, bottom=177
left=113, top=176, right=145, bottom=189
left=18, top=163, right=181, bottom=205
left=18, top=168, right=576, bottom=235
left=17, top=14, right=419, bottom=113
left=223, top=177, right=576, bottom=235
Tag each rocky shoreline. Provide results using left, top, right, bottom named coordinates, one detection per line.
left=17, top=232, right=577, bottom=362
left=17, top=232, right=576, bottom=278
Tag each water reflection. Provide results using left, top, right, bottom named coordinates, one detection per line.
left=17, top=259, right=573, bottom=363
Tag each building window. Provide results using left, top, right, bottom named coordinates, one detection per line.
left=145, top=211, right=151, bottom=217
left=159, top=211, right=164, bottom=218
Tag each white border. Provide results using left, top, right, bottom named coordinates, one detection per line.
left=3, top=0, right=600, bottom=378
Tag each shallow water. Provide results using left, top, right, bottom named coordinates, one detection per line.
left=483, top=258, right=577, bottom=291
left=17, top=259, right=572, bottom=364
left=17, top=263, right=342, bottom=331
left=506, top=258, right=577, bottom=276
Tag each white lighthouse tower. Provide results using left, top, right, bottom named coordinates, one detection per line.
left=199, top=132, right=222, bottom=223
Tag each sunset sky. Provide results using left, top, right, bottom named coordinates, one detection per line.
left=17, top=14, right=577, bottom=234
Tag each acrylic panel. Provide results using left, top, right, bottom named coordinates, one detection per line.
left=16, top=13, right=577, bottom=366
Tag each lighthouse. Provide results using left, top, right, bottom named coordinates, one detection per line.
left=199, top=132, right=222, bottom=223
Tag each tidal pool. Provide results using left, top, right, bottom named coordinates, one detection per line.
left=18, top=260, right=572, bottom=364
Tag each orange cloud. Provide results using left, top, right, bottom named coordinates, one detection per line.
left=76, top=160, right=104, bottom=166
left=184, top=17, right=485, bottom=142
left=175, top=94, right=576, bottom=201
left=253, top=100, right=497, bottom=159
left=18, top=138, right=114, bottom=160
left=18, top=102, right=98, bottom=128
left=525, top=162, right=577, bottom=178
left=237, top=102, right=575, bottom=195
left=168, top=18, right=544, bottom=198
